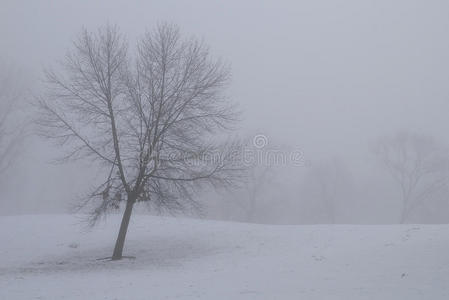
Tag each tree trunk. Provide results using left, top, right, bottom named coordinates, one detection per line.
left=112, top=198, right=135, bottom=260
left=400, top=205, right=408, bottom=224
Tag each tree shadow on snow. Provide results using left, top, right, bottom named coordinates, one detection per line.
left=0, top=235, right=223, bottom=276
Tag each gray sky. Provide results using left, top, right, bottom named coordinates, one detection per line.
left=2, top=0, right=449, bottom=218
left=2, top=1, right=449, bottom=145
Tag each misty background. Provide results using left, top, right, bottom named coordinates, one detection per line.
left=1, top=0, right=449, bottom=224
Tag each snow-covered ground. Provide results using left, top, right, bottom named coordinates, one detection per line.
left=0, top=215, right=448, bottom=300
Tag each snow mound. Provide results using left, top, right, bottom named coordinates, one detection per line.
left=0, top=214, right=448, bottom=299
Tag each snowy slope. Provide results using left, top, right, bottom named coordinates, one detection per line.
left=0, top=215, right=448, bottom=300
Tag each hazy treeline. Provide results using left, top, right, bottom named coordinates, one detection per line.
left=207, top=133, right=449, bottom=224
left=2, top=0, right=449, bottom=225
left=2, top=57, right=449, bottom=224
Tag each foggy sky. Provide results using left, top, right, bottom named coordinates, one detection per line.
left=1, top=0, right=449, bottom=219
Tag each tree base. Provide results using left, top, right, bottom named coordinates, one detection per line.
left=96, top=256, right=136, bottom=261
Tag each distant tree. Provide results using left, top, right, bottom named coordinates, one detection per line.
left=0, top=63, right=23, bottom=179
left=375, top=132, right=449, bottom=223
left=38, top=24, right=243, bottom=260
left=220, top=137, right=284, bottom=223
left=302, top=157, right=348, bottom=223
left=244, top=164, right=273, bottom=222
left=224, top=162, right=272, bottom=222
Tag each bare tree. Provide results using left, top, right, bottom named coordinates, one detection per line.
left=38, top=24, right=243, bottom=260
left=244, top=164, right=273, bottom=222
left=0, top=63, right=23, bottom=179
left=302, top=157, right=349, bottom=224
left=375, top=132, right=449, bottom=223
left=218, top=138, right=285, bottom=223
left=222, top=162, right=273, bottom=223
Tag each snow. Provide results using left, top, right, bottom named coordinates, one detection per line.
left=0, top=215, right=448, bottom=299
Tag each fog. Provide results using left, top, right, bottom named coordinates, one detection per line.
left=2, top=0, right=449, bottom=224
